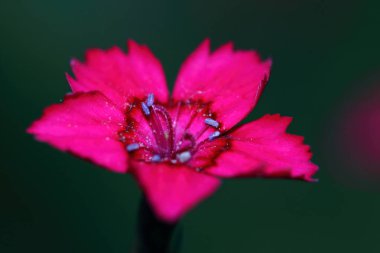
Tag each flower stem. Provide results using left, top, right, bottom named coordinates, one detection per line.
left=135, top=197, right=181, bottom=253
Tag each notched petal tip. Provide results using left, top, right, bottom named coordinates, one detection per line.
left=265, top=57, right=273, bottom=67
left=65, top=72, right=73, bottom=80
left=199, top=38, right=211, bottom=48
left=65, top=72, right=79, bottom=92
left=26, top=122, right=38, bottom=135
left=126, top=39, right=139, bottom=49
left=127, top=39, right=152, bottom=56
left=189, top=39, right=211, bottom=58
left=290, top=163, right=319, bottom=182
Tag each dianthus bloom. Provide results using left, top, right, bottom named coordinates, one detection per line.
left=28, top=40, right=318, bottom=222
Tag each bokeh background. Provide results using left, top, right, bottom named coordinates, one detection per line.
left=1, top=0, right=380, bottom=252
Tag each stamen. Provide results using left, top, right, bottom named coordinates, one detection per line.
left=126, top=143, right=140, bottom=152
left=151, top=154, right=161, bottom=162
left=148, top=106, right=167, bottom=153
left=141, top=102, right=150, bottom=116
left=172, top=101, right=181, bottom=130
left=209, top=131, right=221, bottom=140
left=177, top=151, right=192, bottom=163
left=205, top=118, right=219, bottom=128
left=146, top=93, right=154, bottom=107
left=151, top=105, right=175, bottom=155
left=127, top=96, right=227, bottom=164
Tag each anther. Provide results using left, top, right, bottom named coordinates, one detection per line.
left=126, top=143, right=140, bottom=152
left=209, top=131, right=221, bottom=140
left=205, top=118, right=219, bottom=128
left=177, top=151, right=192, bottom=163
left=146, top=93, right=154, bottom=107
left=141, top=102, right=150, bottom=116
left=151, top=154, right=161, bottom=162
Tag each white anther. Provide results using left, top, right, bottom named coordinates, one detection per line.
left=209, top=131, right=221, bottom=140
left=205, top=118, right=219, bottom=128
left=126, top=143, right=140, bottom=152
left=146, top=93, right=154, bottom=107
left=177, top=151, right=192, bottom=163
left=151, top=154, right=161, bottom=162
left=141, top=102, right=150, bottom=116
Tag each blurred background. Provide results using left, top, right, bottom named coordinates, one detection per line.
left=1, top=0, right=380, bottom=252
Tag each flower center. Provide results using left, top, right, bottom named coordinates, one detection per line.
left=119, top=94, right=229, bottom=170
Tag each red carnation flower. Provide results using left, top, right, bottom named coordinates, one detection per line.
left=28, top=40, right=318, bottom=222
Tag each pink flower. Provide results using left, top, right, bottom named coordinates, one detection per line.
left=28, top=40, right=318, bottom=222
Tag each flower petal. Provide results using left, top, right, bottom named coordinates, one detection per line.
left=173, top=39, right=271, bottom=130
left=132, top=162, right=221, bottom=222
left=27, top=92, right=128, bottom=173
left=207, top=114, right=318, bottom=181
left=67, top=40, right=169, bottom=109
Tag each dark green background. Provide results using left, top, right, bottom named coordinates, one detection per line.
left=1, top=0, right=380, bottom=252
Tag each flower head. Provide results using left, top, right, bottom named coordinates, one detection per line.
left=28, top=40, right=318, bottom=222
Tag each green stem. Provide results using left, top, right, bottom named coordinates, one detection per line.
left=135, top=197, right=181, bottom=253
